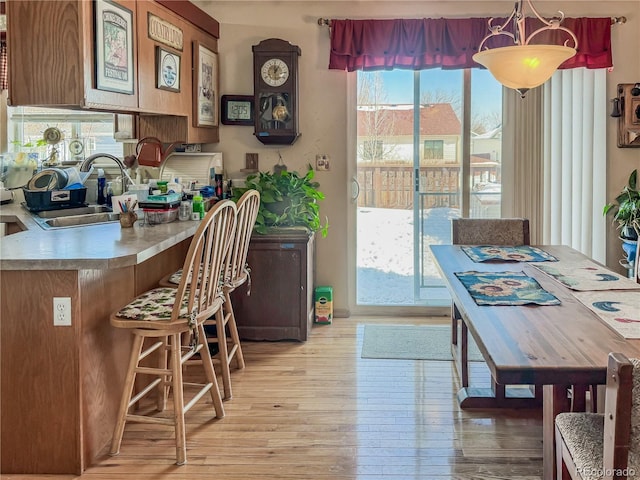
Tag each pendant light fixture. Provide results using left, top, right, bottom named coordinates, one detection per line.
left=473, top=0, right=578, bottom=98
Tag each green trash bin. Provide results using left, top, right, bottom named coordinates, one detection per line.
left=314, top=286, right=333, bottom=324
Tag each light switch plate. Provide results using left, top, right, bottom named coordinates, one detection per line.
left=316, top=154, right=330, bottom=171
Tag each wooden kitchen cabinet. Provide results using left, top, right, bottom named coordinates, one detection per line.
left=6, top=0, right=219, bottom=143
left=231, top=231, right=315, bottom=341
left=7, top=0, right=139, bottom=112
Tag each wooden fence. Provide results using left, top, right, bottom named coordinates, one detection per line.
left=357, top=165, right=460, bottom=209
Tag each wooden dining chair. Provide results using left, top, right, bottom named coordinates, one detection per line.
left=450, top=218, right=531, bottom=384
left=108, top=200, right=237, bottom=465
left=159, top=190, right=261, bottom=400
left=555, top=352, right=638, bottom=480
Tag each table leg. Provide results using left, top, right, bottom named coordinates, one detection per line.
left=543, top=384, right=571, bottom=480
left=453, top=317, right=542, bottom=409
left=452, top=303, right=461, bottom=346
left=461, top=319, right=469, bottom=387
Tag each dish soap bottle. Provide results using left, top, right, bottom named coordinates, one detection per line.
left=97, top=168, right=106, bottom=205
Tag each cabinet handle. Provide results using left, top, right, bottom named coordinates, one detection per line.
left=351, top=176, right=360, bottom=201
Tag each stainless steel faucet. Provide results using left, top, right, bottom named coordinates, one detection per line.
left=79, top=153, right=135, bottom=196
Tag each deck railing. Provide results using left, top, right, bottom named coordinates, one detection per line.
left=357, top=164, right=461, bottom=209
left=356, top=164, right=500, bottom=210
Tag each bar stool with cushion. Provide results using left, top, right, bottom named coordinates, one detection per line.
left=217, top=189, right=260, bottom=398
left=450, top=218, right=530, bottom=387
left=159, top=189, right=261, bottom=400
left=555, top=352, right=638, bottom=479
left=109, top=199, right=237, bottom=465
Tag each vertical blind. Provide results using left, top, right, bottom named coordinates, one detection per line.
left=543, top=68, right=607, bottom=263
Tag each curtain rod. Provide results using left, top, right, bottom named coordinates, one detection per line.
left=317, top=16, right=627, bottom=27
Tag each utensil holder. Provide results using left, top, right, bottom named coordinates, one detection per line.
left=119, top=211, right=137, bottom=228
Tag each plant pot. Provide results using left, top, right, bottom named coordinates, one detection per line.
left=264, top=198, right=292, bottom=216
left=621, top=225, right=638, bottom=241
left=621, top=237, right=638, bottom=263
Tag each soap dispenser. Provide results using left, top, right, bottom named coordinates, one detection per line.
left=97, top=168, right=106, bottom=205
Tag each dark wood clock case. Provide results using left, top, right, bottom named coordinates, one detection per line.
left=252, top=38, right=301, bottom=145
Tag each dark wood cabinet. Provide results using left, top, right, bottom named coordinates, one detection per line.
left=231, top=230, right=315, bottom=341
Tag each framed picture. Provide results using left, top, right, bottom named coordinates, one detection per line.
left=94, top=0, right=135, bottom=95
left=193, top=41, right=218, bottom=127
left=156, top=47, right=181, bottom=92
left=221, top=95, right=254, bottom=126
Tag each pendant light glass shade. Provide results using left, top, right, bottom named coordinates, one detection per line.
left=473, top=44, right=576, bottom=96
left=473, top=0, right=578, bottom=97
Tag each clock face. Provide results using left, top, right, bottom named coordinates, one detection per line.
left=260, top=58, right=289, bottom=87
left=68, top=139, right=84, bottom=156
left=43, top=127, right=62, bottom=145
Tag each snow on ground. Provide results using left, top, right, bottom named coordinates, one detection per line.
left=356, top=207, right=459, bottom=305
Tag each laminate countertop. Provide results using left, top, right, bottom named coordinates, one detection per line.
left=0, top=196, right=199, bottom=271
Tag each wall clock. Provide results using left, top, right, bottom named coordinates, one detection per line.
left=68, top=138, right=86, bottom=162
left=252, top=38, right=301, bottom=145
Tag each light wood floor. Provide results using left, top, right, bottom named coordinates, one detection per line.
left=2, top=316, right=543, bottom=480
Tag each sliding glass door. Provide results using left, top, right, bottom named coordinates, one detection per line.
left=353, top=69, right=503, bottom=310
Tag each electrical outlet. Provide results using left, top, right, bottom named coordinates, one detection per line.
left=53, top=297, right=72, bottom=326
left=316, top=154, right=330, bottom=171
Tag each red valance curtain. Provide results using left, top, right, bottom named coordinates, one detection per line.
left=328, top=17, right=612, bottom=72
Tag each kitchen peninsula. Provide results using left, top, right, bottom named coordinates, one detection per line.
left=0, top=199, right=198, bottom=474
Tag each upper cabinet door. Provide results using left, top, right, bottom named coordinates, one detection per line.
left=83, top=0, right=139, bottom=111
left=136, top=1, right=190, bottom=116
left=7, top=0, right=139, bottom=111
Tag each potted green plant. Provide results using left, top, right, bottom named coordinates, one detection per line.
left=232, top=165, right=329, bottom=237
left=603, top=169, right=640, bottom=241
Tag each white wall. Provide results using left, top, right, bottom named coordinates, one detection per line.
left=197, top=0, right=640, bottom=313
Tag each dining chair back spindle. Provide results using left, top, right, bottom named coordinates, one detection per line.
left=634, top=237, right=639, bottom=284
left=108, top=199, right=237, bottom=465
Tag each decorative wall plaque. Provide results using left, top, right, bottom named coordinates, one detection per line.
left=147, top=13, right=183, bottom=51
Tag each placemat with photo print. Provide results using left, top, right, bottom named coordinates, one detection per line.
left=573, top=290, right=640, bottom=339
left=454, top=270, right=561, bottom=306
left=532, top=260, right=640, bottom=291
left=461, top=245, right=558, bottom=263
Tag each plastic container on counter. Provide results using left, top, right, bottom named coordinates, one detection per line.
left=142, top=207, right=179, bottom=225
left=178, top=201, right=192, bottom=221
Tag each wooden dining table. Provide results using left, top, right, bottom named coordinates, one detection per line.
left=430, top=244, right=640, bottom=479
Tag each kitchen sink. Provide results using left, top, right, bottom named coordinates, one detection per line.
left=27, top=205, right=121, bottom=229
left=35, top=205, right=113, bottom=218
left=42, top=212, right=121, bottom=229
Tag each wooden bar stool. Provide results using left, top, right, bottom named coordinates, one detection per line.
left=159, top=190, right=261, bottom=400
left=109, top=200, right=237, bottom=465
left=218, top=189, right=260, bottom=397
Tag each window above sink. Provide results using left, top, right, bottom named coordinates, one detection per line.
left=6, top=106, right=123, bottom=168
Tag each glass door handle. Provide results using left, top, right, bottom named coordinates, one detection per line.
left=351, top=176, right=360, bottom=201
